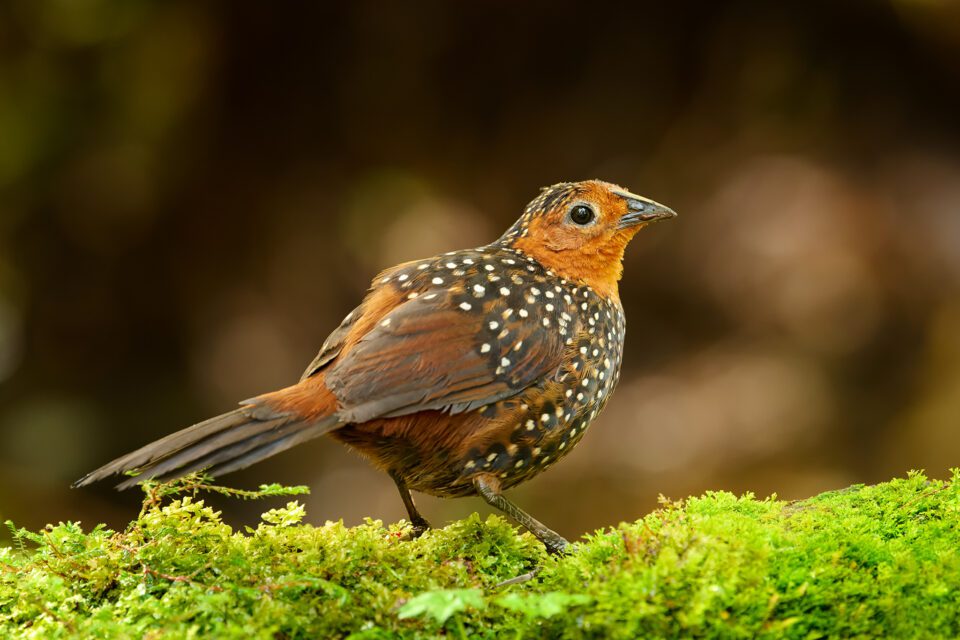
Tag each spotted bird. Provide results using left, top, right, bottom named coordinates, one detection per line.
left=75, top=180, right=676, bottom=554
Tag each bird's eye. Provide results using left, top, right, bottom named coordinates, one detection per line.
left=569, top=205, right=595, bottom=225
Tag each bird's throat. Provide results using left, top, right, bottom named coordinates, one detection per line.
left=511, top=235, right=628, bottom=302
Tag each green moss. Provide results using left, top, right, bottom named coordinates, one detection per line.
left=2, top=471, right=959, bottom=638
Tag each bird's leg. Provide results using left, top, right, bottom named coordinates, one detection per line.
left=473, top=475, right=570, bottom=555
left=390, top=471, right=431, bottom=537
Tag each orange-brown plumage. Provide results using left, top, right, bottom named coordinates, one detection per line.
left=75, top=179, right=676, bottom=553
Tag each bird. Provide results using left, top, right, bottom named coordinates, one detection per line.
left=74, top=179, right=676, bottom=554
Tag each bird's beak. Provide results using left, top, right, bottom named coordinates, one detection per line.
left=613, top=190, right=677, bottom=229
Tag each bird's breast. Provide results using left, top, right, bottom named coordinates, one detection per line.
left=458, top=291, right=626, bottom=490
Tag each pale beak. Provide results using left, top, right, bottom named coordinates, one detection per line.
left=614, top=190, right=677, bottom=229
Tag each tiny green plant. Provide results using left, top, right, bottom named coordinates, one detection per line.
left=2, top=470, right=960, bottom=638
left=398, top=589, right=486, bottom=638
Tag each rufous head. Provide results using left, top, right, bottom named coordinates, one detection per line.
left=503, top=180, right=676, bottom=300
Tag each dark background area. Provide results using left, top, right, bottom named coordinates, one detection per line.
left=1, top=0, right=959, bottom=541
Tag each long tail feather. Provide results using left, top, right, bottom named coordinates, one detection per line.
left=73, top=404, right=342, bottom=489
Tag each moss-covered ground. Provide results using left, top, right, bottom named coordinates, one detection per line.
left=2, top=470, right=959, bottom=638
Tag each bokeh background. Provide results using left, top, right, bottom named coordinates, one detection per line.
left=2, top=0, right=959, bottom=542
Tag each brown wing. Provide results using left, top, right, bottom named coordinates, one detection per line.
left=324, top=285, right=569, bottom=424
left=299, top=259, right=425, bottom=382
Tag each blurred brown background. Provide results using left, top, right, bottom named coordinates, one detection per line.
left=1, top=0, right=959, bottom=542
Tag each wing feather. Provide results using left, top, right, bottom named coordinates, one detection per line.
left=326, top=289, right=567, bottom=423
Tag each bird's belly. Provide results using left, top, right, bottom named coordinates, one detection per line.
left=329, top=410, right=486, bottom=498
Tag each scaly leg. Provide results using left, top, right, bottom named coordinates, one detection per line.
left=473, top=475, right=569, bottom=555
left=390, top=471, right=431, bottom=537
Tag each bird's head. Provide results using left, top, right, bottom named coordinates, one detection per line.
left=503, top=179, right=676, bottom=300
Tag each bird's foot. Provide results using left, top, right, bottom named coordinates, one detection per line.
left=538, top=530, right=572, bottom=556
left=408, top=516, right=432, bottom=539
left=544, top=539, right=569, bottom=555
left=494, top=565, right=542, bottom=588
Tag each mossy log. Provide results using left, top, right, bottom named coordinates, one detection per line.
left=2, top=471, right=959, bottom=638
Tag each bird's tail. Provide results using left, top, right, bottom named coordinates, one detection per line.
left=73, top=378, right=343, bottom=490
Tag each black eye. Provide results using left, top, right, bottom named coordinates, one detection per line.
left=569, top=205, right=595, bottom=225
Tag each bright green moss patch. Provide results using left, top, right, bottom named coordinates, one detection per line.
left=2, top=471, right=959, bottom=638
